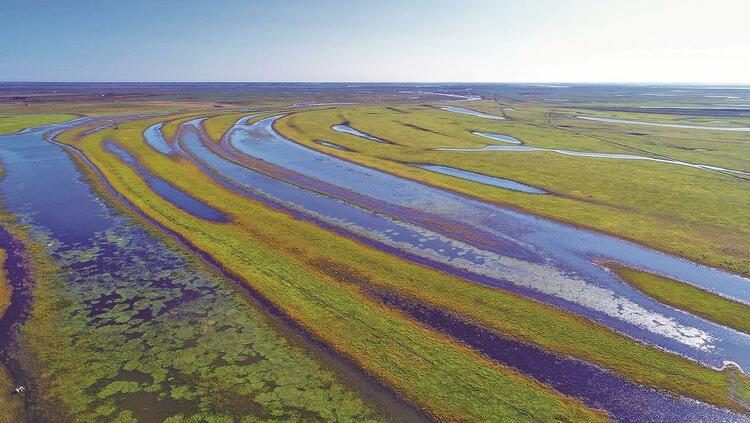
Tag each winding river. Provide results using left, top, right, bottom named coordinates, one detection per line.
left=409, top=163, right=547, bottom=194
left=0, top=120, right=415, bottom=421
left=3, top=115, right=748, bottom=421
left=161, top=116, right=750, bottom=421
left=219, top=116, right=750, bottom=372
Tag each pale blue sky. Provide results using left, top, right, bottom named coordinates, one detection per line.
left=1, top=0, right=748, bottom=82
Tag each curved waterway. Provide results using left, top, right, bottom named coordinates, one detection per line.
left=440, top=106, right=505, bottom=120
left=332, top=124, right=390, bottom=143
left=143, top=121, right=172, bottom=154
left=105, top=142, right=227, bottom=222
left=578, top=115, right=750, bottom=132
left=222, top=116, right=750, bottom=372
left=167, top=117, right=750, bottom=421
left=162, top=117, right=744, bottom=422
left=433, top=145, right=750, bottom=176
left=315, top=140, right=352, bottom=151
left=410, top=163, right=547, bottom=194
left=0, top=121, right=419, bottom=421
left=472, top=131, right=522, bottom=144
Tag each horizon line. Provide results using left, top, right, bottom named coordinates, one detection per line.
left=3, top=80, right=750, bottom=87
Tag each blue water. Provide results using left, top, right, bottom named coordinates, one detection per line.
left=332, top=124, right=390, bottom=144
left=173, top=120, right=750, bottom=423
left=315, top=140, right=352, bottom=151
left=0, top=121, right=394, bottom=421
left=440, top=106, right=505, bottom=120
left=105, top=142, right=227, bottom=222
left=411, top=164, right=547, bottom=194
left=226, top=115, right=750, bottom=371
left=432, top=144, right=750, bottom=175
left=143, top=122, right=172, bottom=154
left=579, top=115, right=750, bottom=132
left=472, top=132, right=523, bottom=144
left=179, top=127, right=495, bottom=264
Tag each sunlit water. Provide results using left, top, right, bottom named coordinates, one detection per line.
left=224, top=116, right=750, bottom=372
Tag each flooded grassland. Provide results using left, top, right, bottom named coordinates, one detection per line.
left=1, top=85, right=749, bottom=422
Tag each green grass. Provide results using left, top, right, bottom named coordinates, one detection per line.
left=0, top=245, right=22, bottom=423
left=0, top=365, right=25, bottom=423
left=160, top=113, right=212, bottom=142
left=0, top=113, right=77, bottom=134
left=58, top=118, right=608, bottom=422
left=56, top=116, right=750, bottom=415
left=202, top=112, right=252, bottom=141
left=276, top=105, right=750, bottom=275
left=613, top=264, right=750, bottom=334
left=7, top=203, right=386, bottom=422
left=0, top=248, right=8, bottom=317
left=730, top=365, right=750, bottom=408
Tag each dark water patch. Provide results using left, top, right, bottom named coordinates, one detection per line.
left=104, top=142, right=227, bottom=222
left=310, top=258, right=750, bottom=422
left=0, top=129, right=111, bottom=244
left=332, top=124, right=391, bottom=144
left=374, top=289, right=750, bottom=423
left=113, top=390, right=190, bottom=423
left=0, top=226, right=34, bottom=399
left=410, top=163, right=547, bottom=194
left=115, top=370, right=153, bottom=385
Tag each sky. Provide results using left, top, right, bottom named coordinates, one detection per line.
left=1, top=0, right=749, bottom=83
